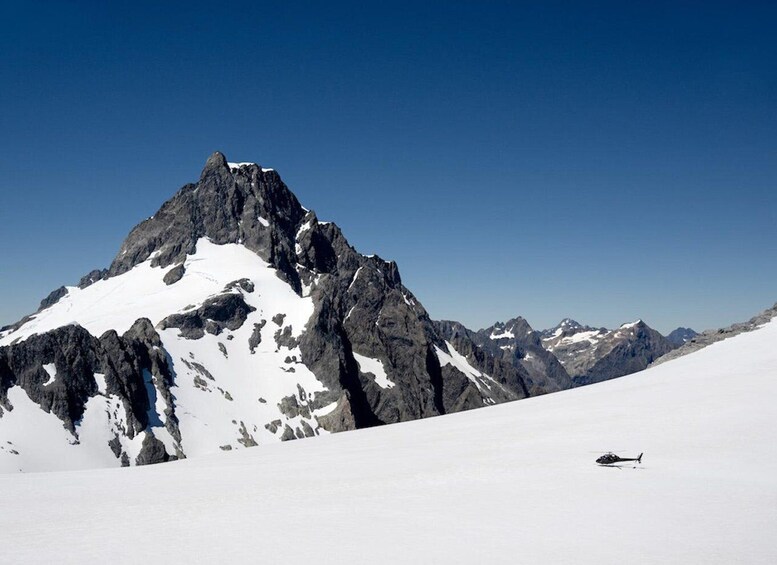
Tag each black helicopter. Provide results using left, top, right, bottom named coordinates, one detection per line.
left=596, top=452, right=643, bottom=466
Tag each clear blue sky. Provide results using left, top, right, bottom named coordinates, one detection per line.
left=1, top=1, right=775, bottom=334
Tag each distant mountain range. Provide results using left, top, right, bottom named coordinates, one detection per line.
left=467, top=316, right=684, bottom=388
left=0, top=152, right=720, bottom=472
left=538, top=318, right=675, bottom=386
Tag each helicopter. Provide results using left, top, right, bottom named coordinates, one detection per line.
left=596, top=452, right=643, bottom=466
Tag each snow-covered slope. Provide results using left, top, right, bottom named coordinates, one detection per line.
left=0, top=239, right=332, bottom=470
left=3, top=311, right=776, bottom=563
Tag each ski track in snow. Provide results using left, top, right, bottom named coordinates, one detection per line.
left=1, top=317, right=776, bottom=562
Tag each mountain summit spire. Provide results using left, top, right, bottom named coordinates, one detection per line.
left=200, top=151, right=229, bottom=180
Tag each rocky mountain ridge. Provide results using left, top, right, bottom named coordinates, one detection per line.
left=652, top=303, right=777, bottom=367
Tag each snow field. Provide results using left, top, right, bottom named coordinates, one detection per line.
left=2, top=317, right=776, bottom=563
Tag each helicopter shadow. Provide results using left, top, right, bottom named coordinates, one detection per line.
left=597, top=463, right=646, bottom=471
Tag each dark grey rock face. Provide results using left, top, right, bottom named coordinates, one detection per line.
left=280, top=424, right=296, bottom=441
left=0, top=319, right=180, bottom=463
left=0, top=325, right=98, bottom=428
left=159, top=293, right=256, bottom=339
left=135, top=433, right=172, bottom=465
left=292, top=218, right=534, bottom=430
left=39, top=286, right=68, bottom=311
left=163, top=264, right=186, bottom=285
left=314, top=392, right=356, bottom=433
left=106, top=152, right=307, bottom=293
left=225, top=278, right=255, bottom=293
left=0, top=355, right=11, bottom=414
left=78, top=269, right=108, bottom=289
left=248, top=321, right=266, bottom=353
left=665, top=327, right=698, bottom=347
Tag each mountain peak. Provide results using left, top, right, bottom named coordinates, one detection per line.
left=540, top=318, right=586, bottom=337
left=481, top=316, right=534, bottom=340
left=203, top=150, right=228, bottom=171
left=0, top=153, right=548, bottom=471
left=198, top=151, right=233, bottom=185
left=99, top=152, right=311, bottom=288
left=665, top=327, right=698, bottom=347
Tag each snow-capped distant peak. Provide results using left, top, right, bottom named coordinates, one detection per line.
left=620, top=320, right=643, bottom=329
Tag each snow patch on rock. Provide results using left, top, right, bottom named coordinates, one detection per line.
left=352, top=353, right=395, bottom=389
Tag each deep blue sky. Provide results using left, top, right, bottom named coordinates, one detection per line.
left=1, top=1, right=775, bottom=334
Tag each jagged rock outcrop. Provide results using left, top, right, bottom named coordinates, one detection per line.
left=0, top=319, right=180, bottom=465
left=135, top=433, right=172, bottom=465
left=159, top=293, right=256, bottom=339
left=101, top=152, right=307, bottom=292
left=39, top=287, right=68, bottom=311
left=0, top=324, right=100, bottom=428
